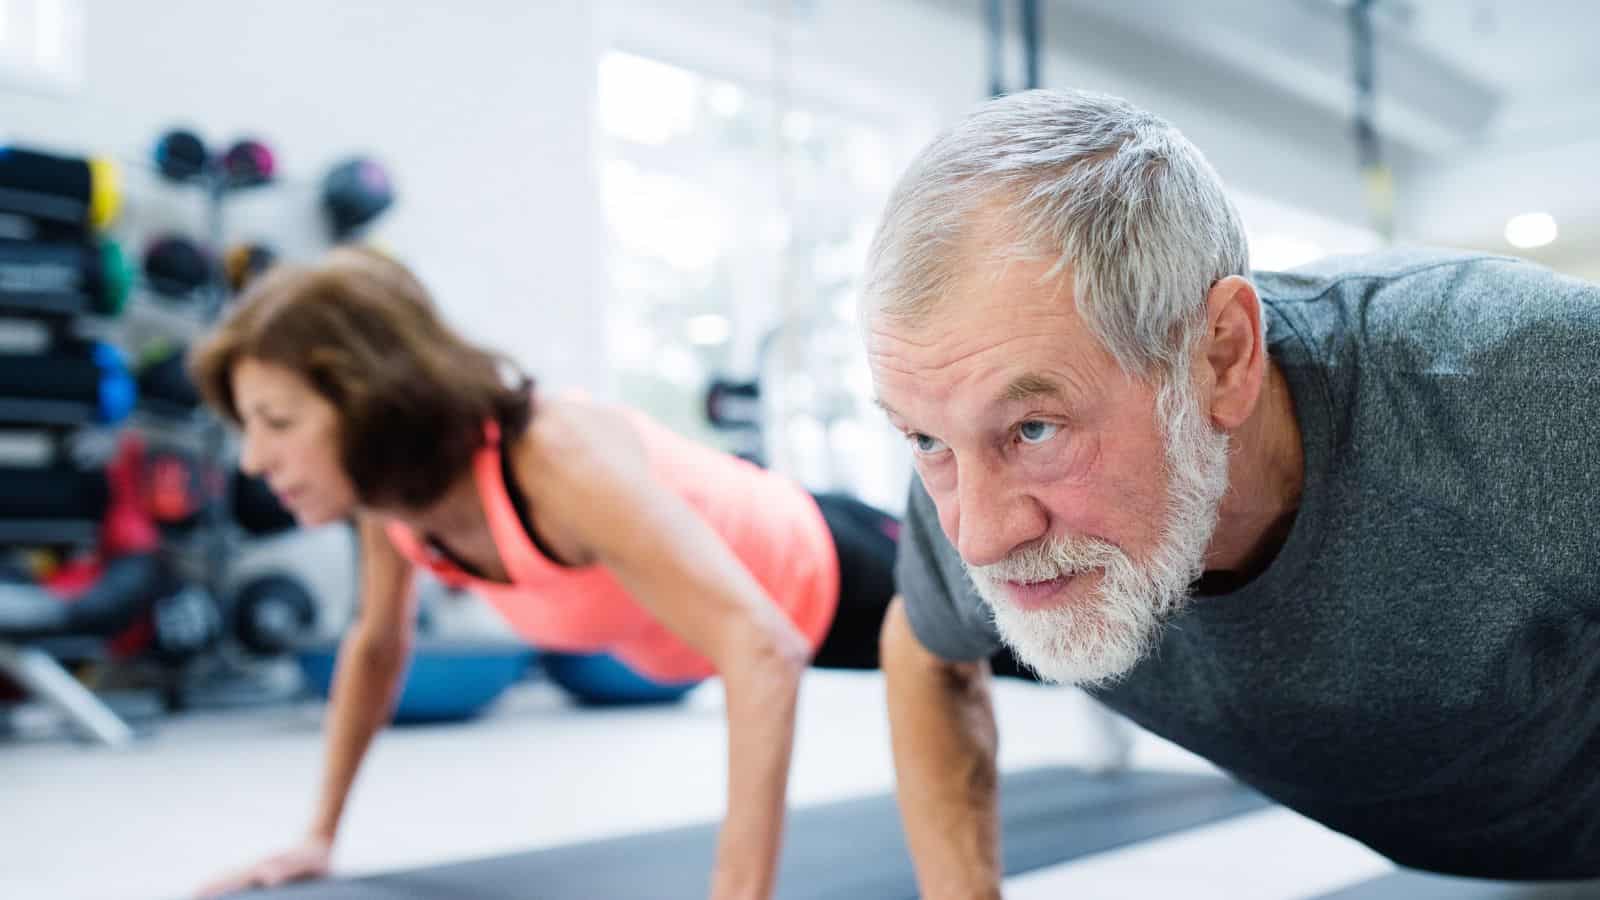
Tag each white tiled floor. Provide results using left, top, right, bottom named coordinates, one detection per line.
left=2, top=670, right=1386, bottom=900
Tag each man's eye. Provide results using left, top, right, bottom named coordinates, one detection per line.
left=1018, top=421, right=1060, bottom=444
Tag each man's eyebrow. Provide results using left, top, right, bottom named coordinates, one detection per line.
left=873, top=372, right=1072, bottom=425
left=998, top=372, right=1068, bottom=405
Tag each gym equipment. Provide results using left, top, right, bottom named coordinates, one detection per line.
left=987, top=0, right=1043, bottom=98
left=242, top=766, right=1269, bottom=899
left=704, top=376, right=765, bottom=466
left=230, top=573, right=316, bottom=656
left=151, top=584, right=221, bottom=661
left=136, top=345, right=200, bottom=414
left=296, top=639, right=535, bottom=724
left=1319, top=871, right=1600, bottom=899
left=101, top=431, right=162, bottom=556
left=230, top=469, right=298, bottom=536
left=0, top=467, right=109, bottom=521
left=705, top=377, right=762, bottom=430
left=223, top=241, right=278, bottom=293
left=0, top=553, right=171, bottom=640
left=321, top=157, right=394, bottom=240
left=0, top=237, right=131, bottom=316
left=0, top=626, right=139, bottom=745
left=153, top=128, right=209, bottom=183
left=0, top=145, right=120, bottom=237
left=0, top=341, right=136, bottom=424
left=143, top=450, right=206, bottom=529
left=1349, top=0, right=1395, bottom=243
left=142, top=235, right=211, bottom=297
left=541, top=651, right=702, bottom=706
left=52, top=554, right=172, bottom=638
left=220, top=138, right=276, bottom=190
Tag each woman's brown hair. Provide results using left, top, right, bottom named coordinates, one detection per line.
left=189, top=246, right=533, bottom=510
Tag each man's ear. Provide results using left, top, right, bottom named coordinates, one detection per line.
left=1199, top=275, right=1265, bottom=430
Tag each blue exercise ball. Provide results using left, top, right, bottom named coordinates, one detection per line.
left=541, top=651, right=701, bottom=707
left=296, top=639, right=536, bottom=724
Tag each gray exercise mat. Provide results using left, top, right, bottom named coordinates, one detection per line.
left=1318, top=871, right=1600, bottom=899
left=248, top=766, right=1269, bottom=899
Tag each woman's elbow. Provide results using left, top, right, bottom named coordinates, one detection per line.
left=727, top=620, right=809, bottom=689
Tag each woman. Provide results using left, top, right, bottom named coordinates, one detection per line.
left=190, top=247, right=904, bottom=899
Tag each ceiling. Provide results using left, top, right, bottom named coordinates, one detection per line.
left=1399, top=0, right=1599, bottom=107
left=923, top=0, right=1600, bottom=270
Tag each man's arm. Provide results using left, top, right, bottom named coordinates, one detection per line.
left=882, top=596, right=1002, bottom=900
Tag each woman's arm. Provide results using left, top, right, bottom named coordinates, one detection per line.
left=198, top=516, right=417, bottom=898
left=308, top=515, right=419, bottom=842
left=524, top=408, right=810, bottom=900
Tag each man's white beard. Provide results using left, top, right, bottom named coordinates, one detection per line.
left=965, top=378, right=1231, bottom=687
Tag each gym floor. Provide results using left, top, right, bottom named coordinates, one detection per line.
left=3, top=670, right=1393, bottom=900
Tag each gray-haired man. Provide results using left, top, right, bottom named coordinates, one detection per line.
left=865, top=88, right=1600, bottom=897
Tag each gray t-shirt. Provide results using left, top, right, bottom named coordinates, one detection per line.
left=895, top=249, right=1600, bottom=879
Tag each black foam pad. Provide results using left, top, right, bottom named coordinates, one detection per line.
left=1317, top=871, right=1600, bottom=899
left=251, top=767, right=1269, bottom=900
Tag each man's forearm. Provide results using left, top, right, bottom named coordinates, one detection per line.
left=883, top=597, right=1003, bottom=900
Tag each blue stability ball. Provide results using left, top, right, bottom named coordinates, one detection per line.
left=541, top=651, right=702, bottom=707
left=296, top=639, right=536, bottom=724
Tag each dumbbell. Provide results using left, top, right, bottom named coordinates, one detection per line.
left=0, top=340, right=136, bottom=424
left=321, top=157, right=394, bottom=240
left=0, top=237, right=131, bottom=317
left=230, top=573, right=317, bottom=656
left=0, top=144, right=120, bottom=237
left=223, top=242, right=278, bottom=293
left=153, top=128, right=209, bottom=183
left=142, top=235, right=211, bottom=298
left=221, top=138, right=275, bottom=190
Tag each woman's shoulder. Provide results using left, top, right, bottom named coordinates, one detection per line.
left=518, top=391, right=647, bottom=480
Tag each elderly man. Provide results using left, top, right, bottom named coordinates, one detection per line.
left=865, top=88, right=1599, bottom=896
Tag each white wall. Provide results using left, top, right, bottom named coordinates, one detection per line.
left=1, top=0, right=1396, bottom=391
left=0, top=0, right=608, bottom=392
left=1545, top=254, right=1600, bottom=284
left=0, top=0, right=1409, bottom=522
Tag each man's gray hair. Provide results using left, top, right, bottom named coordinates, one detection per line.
left=863, top=89, right=1251, bottom=379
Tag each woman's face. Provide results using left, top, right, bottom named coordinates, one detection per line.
left=232, top=357, right=359, bottom=526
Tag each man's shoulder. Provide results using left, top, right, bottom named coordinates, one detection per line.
left=1259, top=248, right=1600, bottom=378
left=1261, top=250, right=1600, bottom=595
left=1256, top=247, right=1512, bottom=296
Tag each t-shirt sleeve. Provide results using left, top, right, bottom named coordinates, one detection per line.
left=894, top=473, right=1004, bottom=661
